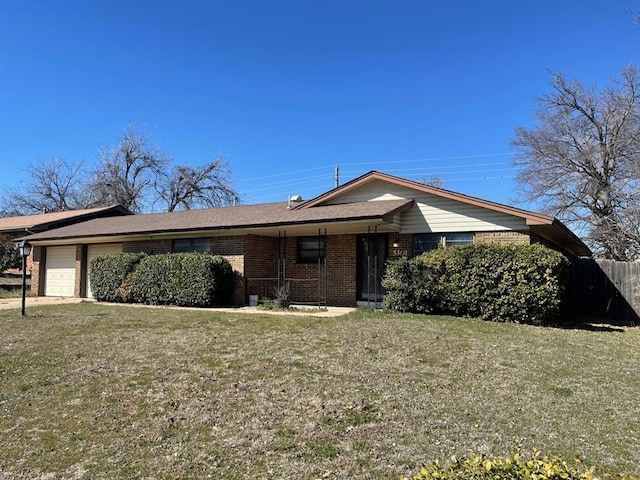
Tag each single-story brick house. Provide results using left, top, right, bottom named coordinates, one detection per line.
left=21, top=171, right=590, bottom=306
left=1, top=205, right=132, bottom=275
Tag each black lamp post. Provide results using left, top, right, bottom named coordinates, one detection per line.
left=18, top=241, right=32, bottom=317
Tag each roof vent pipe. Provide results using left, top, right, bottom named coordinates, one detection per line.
left=287, top=195, right=303, bottom=209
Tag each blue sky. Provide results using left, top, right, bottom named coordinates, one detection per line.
left=1, top=1, right=638, bottom=208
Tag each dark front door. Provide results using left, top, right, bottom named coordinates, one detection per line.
left=357, top=234, right=388, bottom=303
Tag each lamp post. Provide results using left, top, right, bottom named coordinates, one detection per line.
left=18, top=241, right=32, bottom=317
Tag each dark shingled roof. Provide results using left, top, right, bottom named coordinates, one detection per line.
left=24, top=199, right=414, bottom=241
left=0, top=205, right=131, bottom=233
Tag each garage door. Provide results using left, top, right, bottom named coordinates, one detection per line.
left=86, top=243, right=123, bottom=298
left=45, top=246, right=77, bottom=297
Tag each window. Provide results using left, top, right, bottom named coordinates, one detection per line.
left=413, top=233, right=443, bottom=255
left=413, top=233, right=474, bottom=255
left=445, top=233, right=474, bottom=248
left=297, top=236, right=325, bottom=263
left=173, top=238, right=211, bottom=253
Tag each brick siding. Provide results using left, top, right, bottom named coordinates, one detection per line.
left=74, top=245, right=84, bottom=297
left=211, top=235, right=247, bottom=305
left=475, top=230, right=531, bottom=245
left=30, top=246, right=44, bottom=295
left=242, top=233, right=358, bottom=307
left=388, top=234, right=413, bottom=258
left=325, top=234, right=357, bottom=306
left=244, top=235, right=279, bottom=302
left=276, top=234, right=357, bottom=307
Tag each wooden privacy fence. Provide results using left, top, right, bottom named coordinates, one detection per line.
left=570, top=258, right=640, bottom=325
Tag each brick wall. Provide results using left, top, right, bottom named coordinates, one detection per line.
left=241, top=233, right=359, bottom=306
left=244, top=235, right=279, bottom=301
left=325, top=234, right=357, bottom=306
left=30, top=246, right=44, bottom=295
left=282, top=234, right=357, bottom=307
left=211, top=236, right=244, bottom=256
left=74, top=245, right=84, bottom=297
left=475, top=230, right=531, bottom=245
left=280, top=235, right=322, bottom=305
left=388, top=233, right=413, bottom=258
left=211, top=236, right=246, bottom=305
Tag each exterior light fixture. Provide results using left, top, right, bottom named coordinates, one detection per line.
left=17, top=241, right=32, bottom=317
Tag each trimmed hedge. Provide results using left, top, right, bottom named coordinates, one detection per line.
left=131, top=252, right=233, bottom=307
left=89, top=252, right=146, bottom=303
left=402, top=449, right=634, bottom=480
left=382, top=256, right=441, bottom=314
left=382, top=244, right=570, bottom=325
left=89, top=252, right=234, bottom=307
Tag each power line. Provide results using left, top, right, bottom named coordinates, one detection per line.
left=241, top=173, right=334, bottom=195
left=246, top=168, right=515, bottom=201
left=238, top=153, right=518, bottom=202
left=335, top=152, right=514, bottom=167
left=235, top=152, right=515, bottom=185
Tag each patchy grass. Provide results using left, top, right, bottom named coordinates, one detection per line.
left=0, top=287, right=29, bottom=299
left=0, top=303, right=638, bottom=479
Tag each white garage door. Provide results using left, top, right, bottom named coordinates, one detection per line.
left=45, top=246, right=77, bottom=297
left=86, top=243, right=123, bottom=298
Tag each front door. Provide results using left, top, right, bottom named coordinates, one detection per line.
left=357, top=234, right=388, bottom=304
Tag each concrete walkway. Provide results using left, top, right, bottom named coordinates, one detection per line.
left=0, top=296, right=83, bottom=310
left=0, top=296, right=355, bottom=317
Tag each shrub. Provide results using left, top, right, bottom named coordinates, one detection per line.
left=131, top=252, right=233, bottom=307
left=383, top=244, right=570, bottom=325
left=402, top=449, right=637, bottom=480
left=0, top=238, right=20, bottom=272
left=382, top=256, right=441, bottom=314
left=89, top=252, right=146, bottom=303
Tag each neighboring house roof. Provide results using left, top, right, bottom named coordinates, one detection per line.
left=22, top=199, right=414, bottom=242
left=0, top=205, right=132, bottom=234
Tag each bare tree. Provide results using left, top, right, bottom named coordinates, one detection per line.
left=3, top=124, right=241, bottom=216
left=157, top=157, right=241, bottom=212
left=512, top=66, right=640, bottom=260
left=90, top=124, right=169, bottom=213
left=1, top=158, right=99, bottom=215
left=417, top=174, right=444, bottom=188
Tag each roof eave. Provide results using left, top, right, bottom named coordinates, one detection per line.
left=530, top=221, right=592, bottom=258
left=22, top=212, right=406, bottom=244
left=297, top=171, right=556, bottom=225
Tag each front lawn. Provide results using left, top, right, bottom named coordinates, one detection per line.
left=0, top=303, right=638, bottom=479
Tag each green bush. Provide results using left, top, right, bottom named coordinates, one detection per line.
left=0, top=238, right=21, bottom=272
left=402, top=449, right=634, bottom=480
left=382, top=256, right=441, bottom=314
left=383, top=244, right=570, bottom=325
left=89, top=252, right=146, bottom=302
left=131, top=252, right=233, bottom=307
